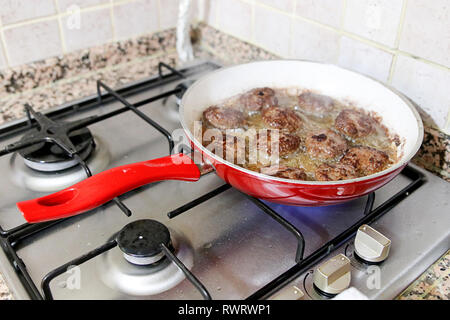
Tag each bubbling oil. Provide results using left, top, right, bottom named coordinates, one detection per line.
left=201, top=88, right=399, bottom=181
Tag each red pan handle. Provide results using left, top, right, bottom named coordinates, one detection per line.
left=17, top=153, right=201, bottom=223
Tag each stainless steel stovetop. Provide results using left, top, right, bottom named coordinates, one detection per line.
left=0, top=61, right=448, bottom=300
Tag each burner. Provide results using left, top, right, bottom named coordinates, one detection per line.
left=18, top=127, right=95, bottom=172
left=116, top=220, right=172, bottom=266
left=99, top=227, right=194, bottom=296
left=10, top=136, right=110, bottom=192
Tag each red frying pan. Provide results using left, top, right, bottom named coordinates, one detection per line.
left=17, top=60, right=423, bottom=223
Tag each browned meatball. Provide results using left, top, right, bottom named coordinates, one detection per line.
left=305, top=129, right=348, bottom=160
left=335, top=109, right=375, bottom=138
left=298, top=92, right=334, bottom=117
left=203, top=106, right=245, bottom=130
left=315, top=163, right=358, bottom=181
left=261, top=166, right=307, bottom=180
left=340, top=146, right=389, bottom=176
left=257, top=130, right=301, bottom=157
left=262, top=106, right=303, bottom=133
left=240, top=87, right=278, bottom=112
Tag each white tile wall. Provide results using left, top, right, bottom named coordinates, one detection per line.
left=291, top=19, right=340, bottom=63
left=3, top=20, right=62, bottom=66
left=0, top=0, right=187, bottom=68
left=338, top=36, right=393, bottom=82
left=0, top=0, right=56, bottom=25
left=159, top=0, right=179, bottom=30
left=58, top=0, right=108, bottom=12
left=254, top=5, right=291, bottom=56
left=113, top=0, right=159, bottom=40
left=259, top=0, right=294, bottom=13
left=296, top=0, right=343, bottom=28
left=399, top=0, right=450, bottom=68
left=62, top=8, right=113, bottom=52
left=391, top=56, right=450, bottom=130
left=217, top=0, right=252, bottom=41
left=343, top=0, right=404, bottom=48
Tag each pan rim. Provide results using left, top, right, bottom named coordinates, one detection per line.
left=180, top=59, right=424, bottom=186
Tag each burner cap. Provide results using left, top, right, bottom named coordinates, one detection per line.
left=116, top=220, right=171, bottom=265
left=19, top=127, right=95, bottom=172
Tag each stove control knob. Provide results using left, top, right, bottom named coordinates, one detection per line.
left=313, top=254, right=351, bottom=297
left=354, top=224, right=391, bottom=263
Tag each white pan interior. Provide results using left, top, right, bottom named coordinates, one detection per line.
left=180, top=60, right=423, bottom=184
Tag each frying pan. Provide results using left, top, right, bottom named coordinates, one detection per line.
left=17, top=60, right=424, bottom=223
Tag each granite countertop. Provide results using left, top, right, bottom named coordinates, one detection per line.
left=398, top=250, right=450, bottom=300
left=0, top=273, right=13, bottom=300
left=0, top=24, right=448, bottom=300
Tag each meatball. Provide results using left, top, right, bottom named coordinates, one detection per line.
left=298, top=92, right=334, bottom=117
left=262, top=106, right=303, bottom=133
left=305, top=129, right=347, bottom=160
left=340, top=146, right=389, bottom=176
left=315, top=163, right=358, bottom=181
left=335, top=109, right=375, bottom=138
left=203, top=106, right=246, bottom=130
left=240, top=87, right=278, bottom=112
left=257, top=130, right=301, bottom=157
left=262, top=166, right=307, bottom=180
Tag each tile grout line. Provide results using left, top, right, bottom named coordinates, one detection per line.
left=393, top=0, right=409, bottom=49
left=387, top=0, right=409, bottom=84
left=214, top=0, right=219, bottom=27
left=54, top=0, right=67, bottom=54
left=0, top=17, right=11, bottom=68
left=288, top=0, right=297, bottom=58
left=110, top=0, right=117, bottom=42
left=215, top=0, right=221, bottom=30
left=340, top=0, right=348, bottom=29
left=156, top=0, right=162, bottom=31
left=387, top=55, right=398, bottom=85
left=250, top=0, right=255, bottom=43
left=445, top=109, right=450, bottom=134
left=336, top=0, right=348, bottom=64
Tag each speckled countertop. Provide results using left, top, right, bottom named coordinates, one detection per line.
left=0, top=24, right=448, bottom=300
left=397, top=250, right=450, bottom=300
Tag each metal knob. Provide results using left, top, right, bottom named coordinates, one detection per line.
left=354, top=224, right=391, bottom=263
left=313, top=253, right=351, bottom=296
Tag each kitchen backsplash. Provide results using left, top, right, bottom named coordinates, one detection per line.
left=0, top=0, right=179, bottom=67
left=0, top=0, right=448, bottom=180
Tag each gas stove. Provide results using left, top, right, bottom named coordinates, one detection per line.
left=0, top=61, right=448, bottom=300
